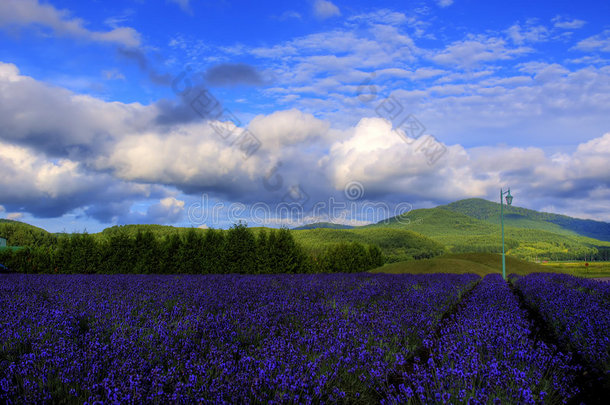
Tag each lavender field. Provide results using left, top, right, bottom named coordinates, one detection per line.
left=0, top=272, right=608, bottom=404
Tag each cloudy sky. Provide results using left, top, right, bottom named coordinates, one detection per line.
left=1, top=0, right=610, bottom=232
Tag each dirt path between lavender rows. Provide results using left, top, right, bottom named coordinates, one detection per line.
left=593, top=277, right=610, bottom=283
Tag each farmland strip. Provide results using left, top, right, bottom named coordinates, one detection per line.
left=385, top=274, right=579, bottom=404
left=510, top=275, right=609, bottom=404
left=512, top=273, right=610, bottom=395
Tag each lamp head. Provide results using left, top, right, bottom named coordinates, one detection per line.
left=505, top=189, right=513, bottom=206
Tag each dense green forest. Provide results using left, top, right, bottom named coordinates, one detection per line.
left=0, top=223, right=384, bottom=274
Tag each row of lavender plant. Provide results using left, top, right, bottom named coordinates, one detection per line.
left=0, top=273, right=478, bottom=404
left=385, top=274, right=580, bottom=404
left=514, top=272, right=610, bottom=302
left=512, top=273, right=610, bottom=378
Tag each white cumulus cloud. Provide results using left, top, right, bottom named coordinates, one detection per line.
left=0, top=0, right=141, bottom=47
left=575, top=30, right=610, bottom=53
left=552, top=16, right=586, bottom=30
left=147, top=197, right=186, bottom=223
left=313, top=0, right=341, bottom=19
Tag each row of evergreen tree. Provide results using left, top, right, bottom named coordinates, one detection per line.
left=0, top=224, right=384, bottom=274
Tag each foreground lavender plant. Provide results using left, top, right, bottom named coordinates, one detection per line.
left=0, top=273, right=477, bottom=403
left=386, top=274, right=579, bottom=404
left=513, top=273, right=610, bottom=378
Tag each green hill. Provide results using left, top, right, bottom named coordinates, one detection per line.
left=367, top=206, right=496, bottom=236
left=98, top=224, right=191, bottom=241
left=0, top=219, right=54, bottom=247
left=366, top=207, right=508, bottom=252
left=292, top=227, right=444, bottom=262
left=442, top=198, right=610, bottom=241
left=367, top=204, right=610, bottom=261
left=293, top=222, right=354, bottom=230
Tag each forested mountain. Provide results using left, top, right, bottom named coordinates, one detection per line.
left=371, top=200, right=610, bottom=261
left=442, top=198, right=610, bottom=241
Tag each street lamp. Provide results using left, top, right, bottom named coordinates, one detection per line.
left=501, top=188, right=513, bottom=280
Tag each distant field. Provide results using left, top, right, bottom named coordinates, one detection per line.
left=538, top=261, right=610, bottom=278
left=371, top=253, right=610, bottom=278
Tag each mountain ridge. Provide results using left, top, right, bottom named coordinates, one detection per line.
left=368, top=199, right=610, bottom=260
left=440, top=198, right=610, bottom=242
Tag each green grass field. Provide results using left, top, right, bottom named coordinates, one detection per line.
left=538, top=261, right=610, bottom=278
left=370, top=253, right=610, bottom=278
left=292, top=227, right=444, bottom=261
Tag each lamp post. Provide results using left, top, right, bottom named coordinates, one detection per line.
left=501, top=188, right=513, bottom=280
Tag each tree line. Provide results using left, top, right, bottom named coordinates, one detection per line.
left=0, top=223, right=384, bottom=274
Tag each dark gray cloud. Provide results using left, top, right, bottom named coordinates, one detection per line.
left=203, top=63, right=264, bottom=87
left=84, top=201, right=134, bottom=223
left=154, top=82, right=226, bottom=126
left=86, top=195, right=183, bottom=225
left=0, top=172, right=159, bottom=219
left=4, top=195, right=92, bottom=218
left=154, top=98, right=203, bottom=126
left=117, top=47, right=172, bottom=86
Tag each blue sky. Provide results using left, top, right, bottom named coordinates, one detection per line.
left=1, top=0, right=610, bottom=232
